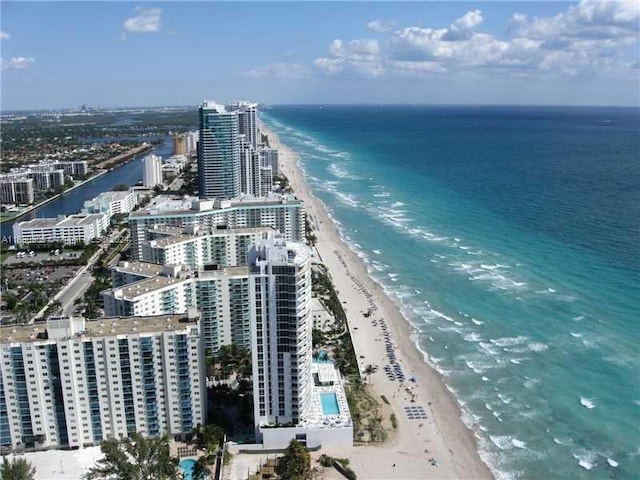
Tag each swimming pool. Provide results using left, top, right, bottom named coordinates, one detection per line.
left=179, top=458, right=196, bottom=480
left=320, top=392, right=340, bottom=415
left=314, top=350, right=332, bottom=363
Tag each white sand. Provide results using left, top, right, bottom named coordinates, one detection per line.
left=263, top=122, right=494, bottom=480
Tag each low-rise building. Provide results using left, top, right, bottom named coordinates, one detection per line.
left=83, top=189, right=137, bottom=218
left=13, top=213, right=109, bottom=246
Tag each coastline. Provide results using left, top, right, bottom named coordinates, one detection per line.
left=261, top=120, right=494, bottom=479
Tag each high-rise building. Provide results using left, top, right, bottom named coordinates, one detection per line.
left=142, top=154, right=163, bottom=187
left=228, top=101, right=259, bottom=149
left=0, top=176, right=34, bottom=205
left=198, top=101, right=240, bottom=200
left=173, top=135, right=188, bottom=155
left=249, top=235, right=313, bottom=430
left=101, top=264, right=253, bottom=354
left=0, top=315, right=205, bottom=451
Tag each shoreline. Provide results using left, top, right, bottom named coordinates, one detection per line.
left=261, top=120, right=494, bottom=479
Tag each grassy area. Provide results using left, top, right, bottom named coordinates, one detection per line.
left=0, top=211, right=20, bottom=223
left=345, top=382, right=387, bottom=443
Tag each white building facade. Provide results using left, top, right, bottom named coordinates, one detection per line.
left=83, top=189, right=137, bottom=218
left=249, top=236, right=314, bottom=431
left=128, top=195, right=305, bottom=260
left=142, top=154, right=163, bottom=188
left=139, top=226, right=273, bottom=270
left=13, top=213, right=109, bottom=246
left=0, top=315, right=205, bottom=452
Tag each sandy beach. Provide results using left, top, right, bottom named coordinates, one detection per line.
left=262, top=122, right=494, bottom=480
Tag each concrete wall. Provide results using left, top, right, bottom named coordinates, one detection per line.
left=259, top=425, right=353, bottom=450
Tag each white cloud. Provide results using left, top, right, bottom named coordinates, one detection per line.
left=122, top=8, right=162, bottom=34
left=1, top=57, right=35, bottom=71
left=314, top=38, right=382, bottom=77
left=367, top=20, right=396, bottom=33
left=242, top=63, right=311, bottom=80
left=248, top=0, right=639, bottom=82
left=0, top=31, right=10, bottom=40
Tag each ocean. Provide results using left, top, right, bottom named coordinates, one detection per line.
left=261, top=105, right=640, bottom=480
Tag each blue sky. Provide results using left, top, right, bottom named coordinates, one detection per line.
left=1, top=1, right=638, bottom=110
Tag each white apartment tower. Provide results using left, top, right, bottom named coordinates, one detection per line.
left=142, top=154, right=163, bottom=187
left=0, top=315, right=205, bottom=452
left=249, top=235, right=313, bottom=431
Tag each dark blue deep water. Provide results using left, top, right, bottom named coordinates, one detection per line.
left=263, top=105, right=640, bottom=480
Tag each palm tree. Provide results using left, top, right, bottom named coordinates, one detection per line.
left=84, top=433, right=180, bottom=480
left=277, top=440, right=311, bottom=480
left=363, top=364, right=378, bottom=385
left=0, top=457, right=37, bottom=480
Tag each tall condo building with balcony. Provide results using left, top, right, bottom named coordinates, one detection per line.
left=249, top=235, right=313, bottom=433
left=228, top=101, right=259, bottom=149
left=101, top=264, right=252, bottom=354
left=0, top=315, right=205, bottom=452
left=198, top=101, right=240, bottom=200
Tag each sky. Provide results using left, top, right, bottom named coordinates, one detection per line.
left=1, top=1, right=639, bottom=110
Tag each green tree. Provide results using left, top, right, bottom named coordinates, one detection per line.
left=277, top=440, right=311, bottom=480
left=190, top=423, right=224, bottom=452
left=192, top=451, right=216, bottom=480
left=84, top=433, right=179, bottom=480
left=0, top=457, right=37, bottom=480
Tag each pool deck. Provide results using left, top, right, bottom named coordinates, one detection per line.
left=300, top=362, right=352, bottom=430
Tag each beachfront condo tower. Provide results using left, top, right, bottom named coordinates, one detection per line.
left=228, top=101, right=259, bottom=149
left=198, top=100, right=240, bottom=200
left=249, top=235, right=313, bottom=431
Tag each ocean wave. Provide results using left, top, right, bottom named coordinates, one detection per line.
left=333, top=191, right=360, bottom=207
left=328, top=162, right=362, bottom=180
left=464, top=332, right=483, bottom=343
left=579, top=397, right=596, bottom=409
left=490, top=336, right=529, bottom=348
left=573, top=450, right=598, bottom=470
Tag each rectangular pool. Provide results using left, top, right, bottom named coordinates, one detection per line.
left=320, top=392, right=340, bottom=415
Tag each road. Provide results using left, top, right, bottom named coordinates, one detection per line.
left=58, top=269, right=95, bottom=315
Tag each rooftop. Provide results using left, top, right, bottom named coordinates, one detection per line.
left=0, top=314, right=197, bottom=344
left=15, top=217, right=59, bottom=229
left=130, top=194, right=302, bottom=218
left=57, top=213, right=106, bottom=227
left=112, top=261, right=165, bottom=277
left=111, top=275, right=192, bottom=300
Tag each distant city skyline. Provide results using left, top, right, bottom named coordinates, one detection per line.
left=1, top=1, right=638, bottom=111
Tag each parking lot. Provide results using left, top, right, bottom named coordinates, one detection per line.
left=3, top=250, right=83, bottom=265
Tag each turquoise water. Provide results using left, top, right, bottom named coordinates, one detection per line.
left=179, top=458, right=196, bottom=480
left=314, top=350, right=332, bottom=363
left=263, top=106, right=640, bottom=480
left=321, top=392, right=341, bottom=415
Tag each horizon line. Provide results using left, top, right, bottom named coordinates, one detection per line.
left=2, top=102, right=640, bottom=114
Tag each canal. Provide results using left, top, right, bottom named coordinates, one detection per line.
left=1, top=137, right=174, bottom=241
